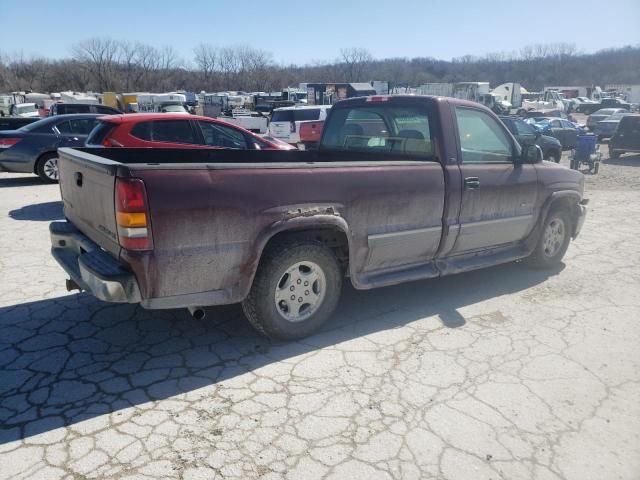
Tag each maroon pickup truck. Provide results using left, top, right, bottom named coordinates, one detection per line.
left=51, top=95, right=587, bottom=339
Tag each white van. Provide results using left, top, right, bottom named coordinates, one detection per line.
left=268, top=105, right=331, bottom=144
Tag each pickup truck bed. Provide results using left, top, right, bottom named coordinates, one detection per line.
left=51, top=95, right=587, bottom=339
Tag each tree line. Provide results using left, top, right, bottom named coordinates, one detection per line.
left=0, top=38, right=638, bottom=94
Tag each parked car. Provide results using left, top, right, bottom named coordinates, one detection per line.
left=587, top=108, right=629, bottom=129
left=85, top=113, right=296, bottom=150
left=49, top=103, right=121, bottom=116
left=50, top=95, right=587, bottom=340
left=609, top=114, right=640, bottom=158
left=593, top=112, right=634, bottom=139
left=0, top=116, right=39, bottom=131
left=500, top=116, right=562, bottom=162
left=599, top=98, right=632, bottom=111
left=9, top=103, right=40, bottom=118
left=527, top=117, right=580, bottom=149
left=0, top=114, right=101, bottom=182
left=574, top=97, right=600, bottom=113
left=267, top=105, right=332, bottom=144
left=579, top=98, right=631, bottom=115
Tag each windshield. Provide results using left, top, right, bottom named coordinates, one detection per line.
left=271, top=109, right=322, bottom=122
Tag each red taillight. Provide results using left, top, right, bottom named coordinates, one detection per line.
left=115, top=178, right=153, bottom=251
left=0, top=138, right=21, bottom=149
left=290, top=122, right=296, bottom=133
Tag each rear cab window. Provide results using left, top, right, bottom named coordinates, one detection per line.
left=322, top=105, right=433, bottom=158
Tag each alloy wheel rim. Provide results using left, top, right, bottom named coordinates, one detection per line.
left=44, top=158, right=59, bottom=180
left=543, top=218, right=565, bottom=258
left=274, top=261, right=326, bottom=323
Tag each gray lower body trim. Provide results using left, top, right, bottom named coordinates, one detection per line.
left=453, top=215, right=533, bottom=253
left=366, top=226, right=442, bottom=270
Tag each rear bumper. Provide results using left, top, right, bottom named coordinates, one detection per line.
left=50, top=221, right=141, bottom=303
left=574, top=202, right=588, bottom=238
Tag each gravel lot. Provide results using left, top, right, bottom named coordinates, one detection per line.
left=1, top=147, right=639, bottom=480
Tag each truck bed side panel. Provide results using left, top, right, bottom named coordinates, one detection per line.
left=123, top=162, right=445, bottom=302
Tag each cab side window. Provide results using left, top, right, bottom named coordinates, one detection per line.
left=455, top=107, right=513, bottom=162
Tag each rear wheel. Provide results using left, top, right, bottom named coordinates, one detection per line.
left=525, top=208, right=572, bottom=269
left=35, top=153, right=60, bottom=183
left=242, top=240, right=342, bottom=340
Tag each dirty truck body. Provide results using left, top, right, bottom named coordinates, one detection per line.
left=51, top=95, right=587, bottom=339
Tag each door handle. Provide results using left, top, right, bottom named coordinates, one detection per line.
left=464, top=177, right=480, bottom=189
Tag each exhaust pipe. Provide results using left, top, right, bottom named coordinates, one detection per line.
left=187, top=306, right=206, bottom=320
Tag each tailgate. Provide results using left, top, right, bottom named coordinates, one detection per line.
left=57, top=147, right=121, bottom=256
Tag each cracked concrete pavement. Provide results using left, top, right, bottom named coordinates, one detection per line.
left=1, top=149, right=639, bottom=479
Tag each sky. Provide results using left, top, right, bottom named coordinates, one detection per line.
left=1, top=0, right=638, bottom=66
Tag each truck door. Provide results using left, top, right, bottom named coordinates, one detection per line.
left=449, top=106, right=538, bottom=254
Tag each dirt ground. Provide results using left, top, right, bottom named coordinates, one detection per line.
left=0, top=145, right=639, bottom=479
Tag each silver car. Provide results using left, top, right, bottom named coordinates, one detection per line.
left=587, top=108, right=628, bottom=129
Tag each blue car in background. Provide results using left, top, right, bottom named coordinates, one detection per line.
left=524, top=117, right=583, bottom=149
left=0, top=114, right=101, bottom=182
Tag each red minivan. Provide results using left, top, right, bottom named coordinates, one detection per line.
left=86, top=113, right=295, bottom=150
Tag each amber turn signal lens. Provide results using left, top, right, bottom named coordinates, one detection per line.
left=116, top=212, right=147, bottom=227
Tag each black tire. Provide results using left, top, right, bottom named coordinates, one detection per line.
left=242, top=240, right=342, bottom=340
left=35, top=153, right=60, bottom=183
left=525, top=208, right=572, bottom=269
left=593, top=162, right=600, bottom=174
left=610, top=150, right=621, bottom=159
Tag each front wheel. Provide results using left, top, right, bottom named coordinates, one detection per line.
left=242, top=241, right=342, bottom=340
left=525, top=208, right=572, bottom=269
left=36, top=153, right=60, bottom=183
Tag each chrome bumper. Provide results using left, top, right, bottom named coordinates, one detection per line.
left=50, top=221, right=141, bottom=303
left=574, top=202, right=587, bottom=238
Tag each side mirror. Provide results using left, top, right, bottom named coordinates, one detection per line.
left=521, top=144, right=543, bottom=163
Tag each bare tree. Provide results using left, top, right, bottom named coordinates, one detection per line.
left=194, top=43, right=218, bottom=86
left=72, top=38, right=121, bottom=91
left=339, top=48, right=373, bottom=82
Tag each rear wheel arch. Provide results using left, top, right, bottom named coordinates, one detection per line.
left=258, top=219, right=351, bottom=274
left=241, top=216, right=353, bottom=301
